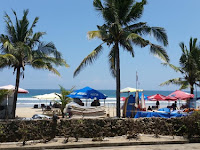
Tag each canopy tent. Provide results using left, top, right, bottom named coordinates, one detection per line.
left=67, top=86, right=107, bottom=99
left=167, top=90, right=194, bottom=100
left=164, top=96, right=178, bottom=101
left=120, top=87, right=143, bottom=93
left=147, top=94, right=166, bottom=101
left=0, top=85, right=29, bottom=93
left=67, top=86, right=107, bottom=106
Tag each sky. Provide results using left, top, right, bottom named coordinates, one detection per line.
left=0, top=0, right=200, bottom=91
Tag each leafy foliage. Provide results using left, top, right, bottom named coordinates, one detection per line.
left=74, top=0, right=168, bottom=77
left=0, top=90, right=12, bottom=104
left=74, top=0, right=168, bottom=117
left=55, top=85, right=73, bottom=118
left=160, top=37, right=200, bottom=94
left=0, top=10, right=69, bottom=118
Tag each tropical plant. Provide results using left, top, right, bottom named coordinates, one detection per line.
left=160, top=37, right=200, bottom=94
left=74, top=0, right=169, bottom=117
left=0, top=90, right=12, bottom=104
left=0, top=10, right=69, bottom=118
left=55, top=85, right=73, bottom=118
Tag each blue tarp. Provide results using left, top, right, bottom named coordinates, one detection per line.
left=67, top=86, right=107, bottom=99
left=134, top=111, right=183, bottom=118
left=158, top=107, right=170, bottom=113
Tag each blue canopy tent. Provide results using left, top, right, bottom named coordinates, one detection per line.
left=67, top=86, right=107, bottom=106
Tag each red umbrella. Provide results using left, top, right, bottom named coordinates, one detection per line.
left=164, top=96, right=178, bottom=101
left=168, top=90, right=194, bottom=100
left=120, top=97, right=126, bottom=101
left=147, top=94, right=166, bottom=101
left=0, top=85, right=29, bottom=93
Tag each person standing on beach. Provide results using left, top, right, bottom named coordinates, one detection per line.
left=156, top=100, right=160, bottom=108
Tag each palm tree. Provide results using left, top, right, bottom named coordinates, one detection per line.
left=0, top=10, right=69, bottom=118
left=160, top=37, right=200, bottom=94
left=55, top=85, right=73, bottom=118
left=74, top=0, right=169, bottom=117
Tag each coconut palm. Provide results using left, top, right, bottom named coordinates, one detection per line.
left=160, top=37, right=200, bottom=94
left=74, top=0, right=169, bottom=117
left=0, top=10, right=69, bottom=118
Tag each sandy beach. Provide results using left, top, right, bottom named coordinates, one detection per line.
left=16, top=106, right=118, bottom=118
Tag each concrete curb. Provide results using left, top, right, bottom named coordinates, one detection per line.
left=0, top=140, right=189, bottom=150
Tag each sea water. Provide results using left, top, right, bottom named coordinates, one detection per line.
left=16, top=89, right=200, bottom=108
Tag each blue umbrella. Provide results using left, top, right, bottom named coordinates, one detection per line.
left=67, top=86, right=107, bottom=99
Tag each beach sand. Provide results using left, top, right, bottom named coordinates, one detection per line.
left=16, top=106, right=118, bottom=118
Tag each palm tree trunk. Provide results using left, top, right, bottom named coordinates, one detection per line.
left=12, top=67, right=20, bottom=119
left=190, top=86, right=194, bottom=94
left=115, top=42, right=121, bottom=118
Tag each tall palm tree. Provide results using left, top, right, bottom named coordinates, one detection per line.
left=160, top=37, right=200, bottom=94
left=74, top=0, right=169, bottom=117
left=0, top=10, right=69, bottom=118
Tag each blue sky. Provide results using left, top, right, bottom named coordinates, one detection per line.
left=0, top=0, right=200, bottom=90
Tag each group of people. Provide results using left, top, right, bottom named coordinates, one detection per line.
left=147, top=100, right=178, bottom=111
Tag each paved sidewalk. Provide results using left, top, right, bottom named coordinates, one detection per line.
left=0, top=135, right=189, bottom=150
left=60, top=143, right=200, bottom=150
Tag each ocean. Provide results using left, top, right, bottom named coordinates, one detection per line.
left=17, top=89, right=200, bottom=108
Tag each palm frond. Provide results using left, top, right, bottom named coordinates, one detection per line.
left=160, top=78, right=184, bottom=86
left=93, top=0, right=104, bottom=11
left=74, top=44, right=103, bottom=77
left=125, top=0, right=147, bottom=23
left=87, top=31, right=102, bottom=40
left=108, top=45, right=116, bottom=77
left=161, top=62, right=181, bottom=72
left=149, top=43, right=169, bottom=62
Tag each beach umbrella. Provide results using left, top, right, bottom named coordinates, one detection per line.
left=120, top=87, right=143, bottom=93
left=67, top=86, right=107, bottom=99
left=120, top=97, right=126, bottom=101
left=164, top=96, right=178, bottom=101
left=33, top=93, right=61, bottom=100
left=0, top=85, right=29, bottom=93
left=147, top=94, right=166, bottom=101
left=67, top=86, right=107, bottom=106
left=33, top=93, right=61, bottom=105
left=0, top=85, right=28, bottom=119
left=167, top=90, right=194, bottom=100
left=164, top=96, right=178, bottom=106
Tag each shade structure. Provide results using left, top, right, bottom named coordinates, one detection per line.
left=148, top=94, right=166, bottom=101
left=120, top=87, right=143, bottom=93
left=164, top=96, right=178, bottom=101
left=120, top=97, right=126, bottom=101
left=167, top=90, right=194, bottom=100
left=0, top=85, right=29, bottom=93
left=33, top=93, right=61, bottom=100
left=67, top=86, right=107, bottom=99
